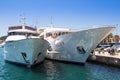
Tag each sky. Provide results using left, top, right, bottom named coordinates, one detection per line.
left=0, top=0, right=120, bottom=36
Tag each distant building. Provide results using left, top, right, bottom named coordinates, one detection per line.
left=101, top=33, right=120, bottom=43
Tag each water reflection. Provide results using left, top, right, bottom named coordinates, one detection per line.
left=44, top=60, right=61, bottom=80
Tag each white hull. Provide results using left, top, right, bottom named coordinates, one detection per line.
left=46, top=27, right=115, bottom=63
left=4, top=38, right=48, bottom=67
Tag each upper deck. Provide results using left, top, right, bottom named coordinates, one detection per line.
left=9, top=26, right=36, bottom=31
left=7, top=25, right=39, bottom=37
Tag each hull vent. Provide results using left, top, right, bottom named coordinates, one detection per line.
left=76, top=46, right=86, bottom=54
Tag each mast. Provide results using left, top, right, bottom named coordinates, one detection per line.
left=21, top=17, right=26, bottom=29
left=19, top=14, right=26, bottom=29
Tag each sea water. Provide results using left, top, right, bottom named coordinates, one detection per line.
left=0, top=47, right=120, bottom=80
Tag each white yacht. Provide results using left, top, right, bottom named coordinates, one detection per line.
left=38, top=26, right=115, bottom=64
left=4, top=25, right=50, bottom=67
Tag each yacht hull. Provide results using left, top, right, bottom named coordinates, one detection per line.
left=4, top=38, right=48, bottom=67
left=46, top=27, right=115, bottom=64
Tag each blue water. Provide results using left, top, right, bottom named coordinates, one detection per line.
left=0, top=47, right=120, bottom=80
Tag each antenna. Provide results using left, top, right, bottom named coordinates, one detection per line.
left=22, top=17, right=26, bottom=26
left=19, top=14, right=26, bottom=29
left=19, top=13, right=26, bottom=25
left=35, top=18, right=38, bottom=29
left=50, top=16, right=53, bottom=28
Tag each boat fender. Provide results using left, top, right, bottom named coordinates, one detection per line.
left=91, top=55, right=96, bottom=60
left=47, top=45, right=52, bottom=51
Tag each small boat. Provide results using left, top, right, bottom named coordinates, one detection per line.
left=38, top=26, right=115, bottom=64
left=3, top=25, right=50, bottom=67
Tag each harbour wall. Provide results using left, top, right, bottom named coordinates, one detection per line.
left=87, top=54, right=120, bottom=67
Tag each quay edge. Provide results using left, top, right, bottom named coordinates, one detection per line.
left=87, top=54, right=120, bottom=68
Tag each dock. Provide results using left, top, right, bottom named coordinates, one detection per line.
left=87, top=52, right=120, bottom=67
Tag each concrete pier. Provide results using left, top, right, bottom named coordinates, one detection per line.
left=87, top=52, right=120, bottom=67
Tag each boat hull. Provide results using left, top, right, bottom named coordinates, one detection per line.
left=3, top=38, right=48, bottom=67
left=46, top=27, right=115, bottom=64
